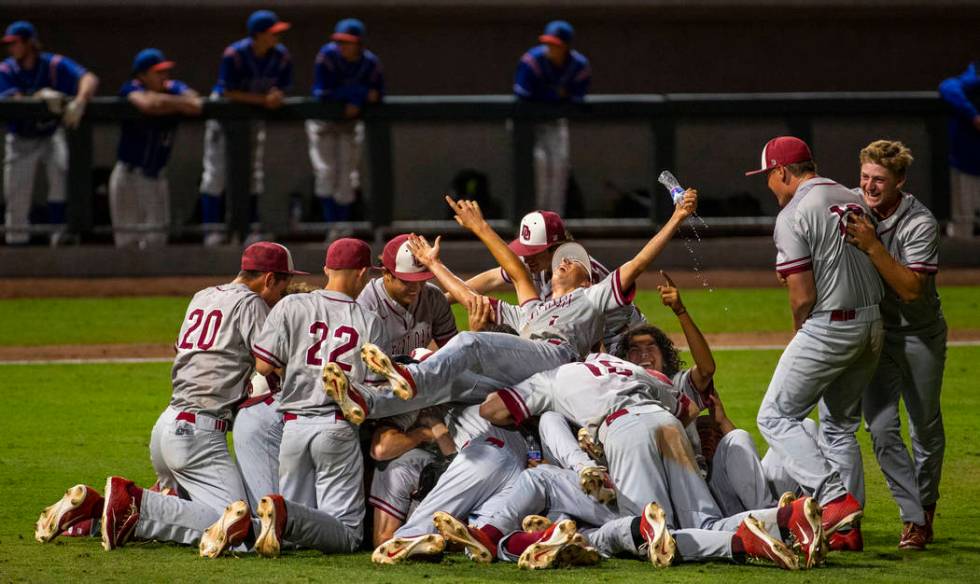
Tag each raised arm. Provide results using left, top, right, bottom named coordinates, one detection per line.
left=406, top=234, right=479, bottom=305
left=617, top=189, right=698, bottom=291
left=658, top=270, right=715, bottom=393
left=446, top=196, right=539, bottom=304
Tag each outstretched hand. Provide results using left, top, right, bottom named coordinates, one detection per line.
left=656, top=270, right=686, bottom=315
left=446, top=196, right=487, bottom=232
left=406, top=234, right=441, bottom=268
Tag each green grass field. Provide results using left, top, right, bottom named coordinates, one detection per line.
left=0, top=289, right=978, bottom=582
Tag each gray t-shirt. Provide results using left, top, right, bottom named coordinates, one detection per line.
left=500, top=256, right=645, bottom=354
left=253, top=289, right=389, bottom=416
left=874, top=193, right=945, bottom=334
left=356, top=277, right=458, bottom=355
left=490, top=268, right=636, bottom=358
left=170, top=282, right=269, bottom=422
left=774, top=177, right=884, bottom=313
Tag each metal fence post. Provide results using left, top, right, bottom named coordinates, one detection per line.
left=510, top=116, right=535, bottom=222
left=651, top=116, right=676, bottom=223
left=365, top=117, right=394, bottom=230
left=65, top=120, right=93, bottom=238
left=222, top=118, right=252, bottom=243
left=926, top=114, right=951, bottom=220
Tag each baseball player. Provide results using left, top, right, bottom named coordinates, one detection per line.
left=939, top=60, right=980, bottom=238
left=514, top=21, right=591, bottom=215
left=0, top=20, right=98, bottom=246
left=843, top=140, right=946, bottom=550
left=746, top=136, right=884, bottom=547
left=464, top=209, right=646, bottom=355
left=346, top=192, right=696, bottom=419
left=110, top=49, right=202, bottom=248
left=34, top=243, right=302, bottom=549
left=198, top=9, right=292, bottom=246
left=306, top=18, right=383, bottom=239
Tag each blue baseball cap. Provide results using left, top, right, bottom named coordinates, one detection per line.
left=539, top=20, right=573, bottom=46
left=132, top=48, right=175, bottom=74
left=247, top=10, right=291, bottom=36
left=331, top=18, right=365, bottom=43
left=3, top=20, right=36, bottom=43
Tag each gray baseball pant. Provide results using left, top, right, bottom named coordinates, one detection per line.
left=757, top=307, right=883, bottom=505
left=533, top=118, right=570, bottom=215
left=538, top=411, right=595, bottom=473
left=233, top=399, right=283, bottom=511
left=108, top=162, right=169, bottom=248
left=306, top=119, right=363, bottom=205
left=863, top=323, right=947, bottom=524
left=709, top=429, right=777, bottom=516
left=369, top=447, right=436, bottom=524
left=200, top=118, right=265, bottom=196
left=3, top=130, right=67, bottom=244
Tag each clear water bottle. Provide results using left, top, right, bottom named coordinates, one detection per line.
left=526, top=433, right=543, bottom=465
left=658, top=170, right=686, bottom=205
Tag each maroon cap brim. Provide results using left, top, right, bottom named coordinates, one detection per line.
left=744, top=167, right=770, bottom=177
left=285, top=268, right=310, bottom=275
left=508, top=238, right=550, bottom=257
left=393, top=269, right=435, bottom=282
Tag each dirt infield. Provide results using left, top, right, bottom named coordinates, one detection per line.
left=2, top=268, right=979, bottom=299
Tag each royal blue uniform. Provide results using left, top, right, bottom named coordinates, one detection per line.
left=312, top=42, right=384, bottom=106
left=117, top=79, right=190, bottom=178
left=0, top=52, right=87, bottom=136
left=213, top=38, right=292, bottom=96
left=513, top=45, right=591, bottom=103
left=939, top=62, right=980, bottom=176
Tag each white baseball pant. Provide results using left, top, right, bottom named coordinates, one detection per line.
left=708, top=429, right=777, bottom=516
left=199, top=118, right=266, bottom=196
left=948, top=168, right=980, bottom=238
left=305, top=119, right=363, bottom=205
left=863, top=323, right=947, bottom=524
left=538, top=411, right=594, bottom=473
left=232, top=399, right=283, bottom=511
left=757, top=306, right=883, bottom=505
left=533, top=118, right=569, bottom=215
left=3, top=130, right=67, bottom=244
left=108, top=162, right=170, bottom=248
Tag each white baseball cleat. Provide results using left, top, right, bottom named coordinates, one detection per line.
left=522, top=515, right=553, bottom=533
left=35, top=484, right=103, bottom=543
left=579, top=466, right=616, bottom=505
left=639, top=502, right=676, bottom=568
left=199, top=500, right=251, bottom=558
left=361, top=343, right=414, bottom=400
left=517, top=519, right=579, bottom=570
left=255, top=495, right=287, bottom=558
left=432, top=511, right=496, bottom=563
left=372, top=534, right=446, bottom=565
left=323, top=362, right=369, bottom=424
left=577, top=427, right=604, bottom=460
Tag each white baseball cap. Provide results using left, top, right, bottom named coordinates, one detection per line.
left=508, top=211, right=566, bottom=257
left=550, top=242, right=592, bottom=280
left=382, top=234, right=435, bottom=282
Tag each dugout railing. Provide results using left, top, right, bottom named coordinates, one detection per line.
left=0, top=92, right=947, bottom=243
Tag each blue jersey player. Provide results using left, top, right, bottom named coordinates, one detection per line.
left=110, top=49, right=202, bottom=248
left=198, top=9, right=293, bottom=246
left=513, top=20, right=591, bottom=216
left=306, top=18, right=384, bottom=239
left=0, top=20, right=98, bottom=245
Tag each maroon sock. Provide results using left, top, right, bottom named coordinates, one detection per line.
left=777, top=504, right=793, bottom=530
left=128, top=484, right=144, bottom=508
left=479, top=524, right=504, bottom=547
left=504, top=530, right=546, bottom=556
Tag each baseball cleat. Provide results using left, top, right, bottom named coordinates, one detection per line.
left=522, top=515, right=553, bottom=533
left=323, top=362, right=368, bottom=424
left=552, top=533, right=600, bottom=567
left=898, top=522, right=928, bottom=551
left=778, top=491, right=798, bottom=509
left=199, top=500, right=251, bottom=558
left=255, top=495, right=287, bottom=558
left=577, top=427, right=604, bottom=460
left=372, top=534, right=446, bottom=565
left=785, top=496, right=826, bottom=568
left=828, top=526, right=863, bottom=551
left=63, top=519, right=94, bottom=538
left=101, top=476, right=142, bottom=551
left=579, top=466, right=616, bottom=505
left=639, top=502, right=676, bottom=568
left=735, top=515, right=799, bottom=571
left=923, top=504, right=936, bottom=544
left=432, top=511, right=496, bottom=563
left=821, top=493, right=863, bottom=534
left=517, top=519, right=578, bottom=570
left=35, top=484, right=104, bottom=543
left=361, top=343, right=415, bottom=400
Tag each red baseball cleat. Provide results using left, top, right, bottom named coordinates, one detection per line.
left=898, top=522, right=927, bottom=551
left=35, top=484, right=104, bottom=543
left=433, top=511, right=497, bottom=563
left=323, top=362, right=370, bottom=424
left=255, top=495, right=288, bottom=558
left=199, top=500, right=252, bottom=558
left=639, top=502, right=676, bottom=568
left=828, top=526, right=863, bottom=551
left=734, top=515, right=800, bottom=570
left=361, top=343, right=415, bottom=399
left=372, top=534, right=446, bottom=565
left=821, top=493, right=863, bottom=534
left=784, top=497, right=827, bottom=568
left=101, top=477, right=142, bottom=550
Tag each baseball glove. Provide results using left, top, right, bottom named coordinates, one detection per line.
left=411, top=454, right=455, bottom=501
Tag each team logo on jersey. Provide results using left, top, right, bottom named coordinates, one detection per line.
left=829, top=203, right=866, bottom=236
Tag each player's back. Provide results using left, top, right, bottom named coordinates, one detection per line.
left=256, top=289, right=387, bottom=415
left=171, top=283, right=269, bottom=420
left=780, top=178, right=884, bottom=312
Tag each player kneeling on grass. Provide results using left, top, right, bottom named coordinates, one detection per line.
left=34, top=243, right=302, bottom=550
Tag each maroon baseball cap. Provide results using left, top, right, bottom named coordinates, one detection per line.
left=325, top=238, right=375, bottom=270
left=745, top=136, right=813, bottom=176
left=382, top=234, right=435, bottom=282
left=509, top=211, right=566, bottom=257
left=241, top=242, right=309, bottom=275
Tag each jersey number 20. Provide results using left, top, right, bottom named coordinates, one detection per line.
left=306, top=323, right=360, bottom=371
left=178, top=309, right=223, bottom=351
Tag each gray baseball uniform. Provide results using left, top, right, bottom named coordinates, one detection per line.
left=356, top=277, right=458, bottom=355
left=234, top=395, right=283, bottom=511
left=498, top=256, right=646, bottom=356
left=861, top=192, right=946, bottom=524
left=757, top=177, right=884, bottom=506
left=707, top=429, right=776, bottom=516
left=137, top=282, right=267, bottom=545
left=252, top=289, right=388, bottom=552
